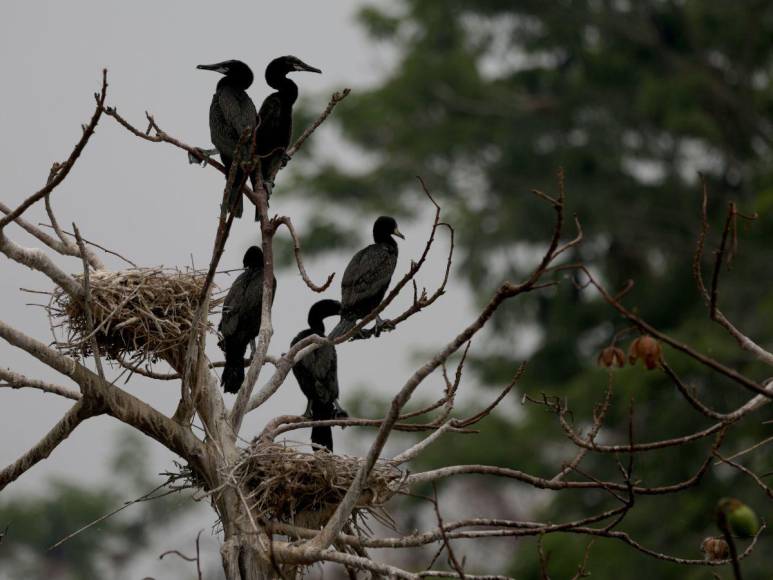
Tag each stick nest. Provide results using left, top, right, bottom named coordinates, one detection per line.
left=50, top=268, right=221, bottom=367
left=237, top=443, right=404, bottom=525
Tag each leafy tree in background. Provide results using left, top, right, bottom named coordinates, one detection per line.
left=296, top=1, right=773, bottom=576
left=0, top=433, right=191, bottom=580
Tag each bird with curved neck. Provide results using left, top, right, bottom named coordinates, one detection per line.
left=291, top=299, right=348, bottom=452
left=254, top=55, right=321, bottom=217
left=197, top=59, right=258, bottom=218
left=329, top=216, right=405, bottom=340
left=218, top=246, right=276, bottom=393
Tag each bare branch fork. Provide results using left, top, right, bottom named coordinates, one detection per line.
left=2, top=69, right=771, bottom=580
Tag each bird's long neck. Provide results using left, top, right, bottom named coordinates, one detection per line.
left=268, top=74, right=298, bottom=104
left=374, top=236, right=398, bottom=251
left=218, top=73, right=252, bottom=92
left=309, top=320, right=325, bottom=336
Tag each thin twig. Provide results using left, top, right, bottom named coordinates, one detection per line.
left=50, top=479, right=179, bottom=551
left=432, top=482, right=466, bottom=579
left=73, top=223, right=105, bottom=381
left=0, top=70, right=108, bottom=231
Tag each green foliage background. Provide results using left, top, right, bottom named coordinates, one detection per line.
left=0, top=433, right=191, bottom=580
left=294, top=1, right=773, bottom=577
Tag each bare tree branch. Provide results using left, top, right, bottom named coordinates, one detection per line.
left=73, top=223, right=106, bottom=381
left=0, top=399, right=99, bottom=492
left=693, top=180, right=773, bottom=367
left=274, top=216, right=334, bottom=292
left=0, top=367, right=80, bottom=400
left=0, top=70, right=108, bottom=231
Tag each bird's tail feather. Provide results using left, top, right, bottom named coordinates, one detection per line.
left=221, top=364, right=244, bottom=394
left=221, top=170, right=244, bottom=218
left=311, top=426, right=333, bottom=452
left=328, top=317, right=356, bottom=340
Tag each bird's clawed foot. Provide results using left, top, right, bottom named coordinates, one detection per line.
left=302, top=400, right=314, bottom=419
left=333, top=400, right=349, bottom=419
left=348, top=328, right=371, bottom=341
left=249, top=339, right=257, bottom=358
left=333, top=400, right=349, bottom=430
left=280, top=152, right=291, bottom=168
left=372, top=315, right=395, bottom=338
left=188, top=147, right=218, bottom=166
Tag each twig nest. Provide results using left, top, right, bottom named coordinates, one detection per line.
left=50, top=268, right=220, bottom=368
left=237, top=442, right=404, bottom=525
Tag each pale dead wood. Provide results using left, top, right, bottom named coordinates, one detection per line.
left=0, top=367, right=80, bottom=400
left=0, top=70, right=108, bottom=231
left=274, top=216, right=335, bottom=292
left=73, top=223, right=105, bottom=381
left=0, top=399, right=99, bottom=492
left=0, top=201, right=104, bottom=270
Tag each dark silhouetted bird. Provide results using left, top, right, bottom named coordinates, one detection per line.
left=218, top=246, right=276, bottom=393
left=291, top=299, right=348, bottom=451
left=197, top=60, right=258, bottom=218
left=329, top=216, right=404, bottom=340
left=254, top=55, right=321, bottom=216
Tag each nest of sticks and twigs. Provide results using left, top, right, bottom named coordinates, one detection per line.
left=49, top=268, right=220, bottom=369
left=233, top=442, right=404, bottom=528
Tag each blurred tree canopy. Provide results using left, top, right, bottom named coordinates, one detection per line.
left=295, top=1, right=773, bottom=577
left=0, top=433, right=191, bottom=580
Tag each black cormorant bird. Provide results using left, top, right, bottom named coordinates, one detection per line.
left=291, top=299, right=348, bottom=451
left=218, top=246, right=276, bottom=393
left=329, top=216, right=404, bottom=340
left=197, top=60, right=258, bottom=218
left=254, top=55, right=321, bottom=214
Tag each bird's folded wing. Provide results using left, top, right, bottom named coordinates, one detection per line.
left=218, top=86, right=258, bottom=136
left=219, top=273, right=248, bottom=337
left=342, top=245, right=398, bottom=304
left=255, top=94, right=284, bottom=154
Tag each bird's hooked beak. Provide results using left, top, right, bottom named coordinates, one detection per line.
left=393, top=228, right=406, bottom=240
left=293, top=60, right=322, bottom=74
left=197, top=62, right=229, bottom=74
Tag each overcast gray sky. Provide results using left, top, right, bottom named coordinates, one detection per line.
left=0, top=1, right=488, bottom=577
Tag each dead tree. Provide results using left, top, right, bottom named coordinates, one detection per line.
left=0, top=71, right=770, bottom=580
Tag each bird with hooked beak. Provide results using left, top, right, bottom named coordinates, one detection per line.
left=195, top=59, right=258, bottom=218
left=252, top=55, right=321, bottom=217
left=329, top=216, right=405, bottom=340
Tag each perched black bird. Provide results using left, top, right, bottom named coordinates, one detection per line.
left=291, top=299, right=348, bottom=451
left=254, top=55, right=321, bottom=214
left=329, top=216, right=404, bottom=339
left=197, top=60, right=258, bottom=218
left=218, top=246, right=276, bottom=393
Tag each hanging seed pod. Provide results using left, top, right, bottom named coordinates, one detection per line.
left=597, top=346, right=625, bottom=368
left=628, top=335, right=662, bottom=370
